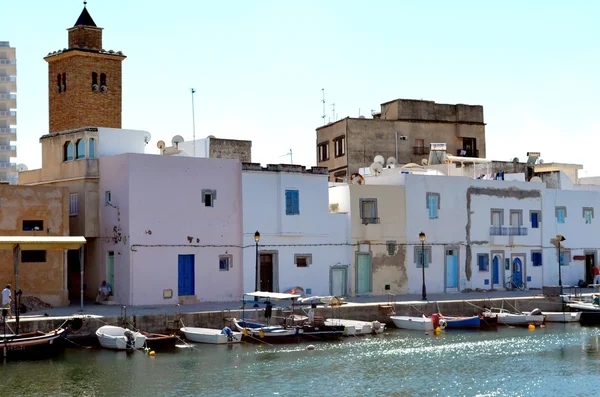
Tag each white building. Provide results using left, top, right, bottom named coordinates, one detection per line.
left=0, top=41, right=16, bottom=184
left=242, top=163, right=349, bottom=297
left=329, top=156, right=600, bottom=296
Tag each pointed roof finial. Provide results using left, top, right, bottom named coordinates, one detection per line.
left=74, top=2, right=97, bottom=27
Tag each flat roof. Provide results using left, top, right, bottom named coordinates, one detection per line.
left=0, top=236, right=86, bottom=251
left=244, top=291, right=301, bottom=300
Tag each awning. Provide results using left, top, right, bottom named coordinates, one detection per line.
left=0, top=236, right=86, bottom=251
left=245, top=291, right=301, bottom=300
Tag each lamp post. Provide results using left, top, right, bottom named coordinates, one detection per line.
left=254, top=231, right=260, bottom=307
left=556, top=235, right=565, bottom=295
left=419, top=231, right=427, bottom=301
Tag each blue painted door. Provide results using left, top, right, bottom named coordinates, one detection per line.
left=492, top=256, right=500, bottom=285
left=178, top=254, right=195, bottom=296
left=356, top=254, right=371, bottom=294
left=513, top=258, right=523, bottom=285
left=445, top=253, right=458, bottom=289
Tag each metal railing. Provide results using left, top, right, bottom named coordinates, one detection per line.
left=0, top=145, right=16, bottom=151
left=490, top=226, right=508, bottom=236
left=0, top=60, right=16, bottom=65
left=0, top=162, right=16, bottom=169
left=457, top=149, right=480, bottom=157
left=0, top=94, right=16, bottom=100
left=490, top=226, right=528, bottom=236
left=0, top=128, right=16, bottom=134
left=0, top=76, right=16, bottom=83
left=0, top=110, right=16, bottom=117
left=361, top=217, right=380, bottom=225
left=508, top=227, right=528, bottom=236
left=413, top=147, right=430, bottom=155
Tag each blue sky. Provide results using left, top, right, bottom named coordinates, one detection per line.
left=6, top=1, right=600, bottom=174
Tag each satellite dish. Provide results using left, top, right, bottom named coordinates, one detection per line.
left=369, top=162, right=383, bottom=176
left=513, top=157, right=519, bottom=163
left=538, top=159, right=544, bottom=164
left=17, top=163, right=28, bottom=172
left=530, top=176, right=543, bottom=183
left=171, top=135, right=185, bottom=147
left=206, top=135, right=216, bottom=139
left=374, top=155, right=385, bottom=165
left=157, top=140, right=166, bottom=150
left=421, top=159, right=428, bottom=166
left=386, top=157, right=397, bottom=166
left=143, top=131, right=151, bottom=144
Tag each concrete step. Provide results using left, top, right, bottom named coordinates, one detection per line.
left=179, top=295, right=199, bottom=305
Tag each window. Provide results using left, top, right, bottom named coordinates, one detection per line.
left=75, top=139, right=85, bottom=159
left=69, top=193, right=78, bottom=216
left=285, top=189, right=300, bottom=215
left=294, top=254, right=312, bottom=268
left=415, top=246, right=431, bottom=268
left=477, top=253, right=489, bottom=272
left=92, top=72, right=98, bottom=90
left=509, top=210, right=522, bottom=226
left=414, top=138, right=426, bottom=155
left=21, top=250, right=46, bottom=263
left=583, top=207, right=594, bottom=224
left=386, top=241, right=397, bottom=256
left=555, top=206, right=567, bottom=224
left=333, top=136, right=345, bottom=157
left=62, top=73, right=66, bottom=92
left=105, top=191, right=112, bottom=206
left=23, top=220, right=43, bottom=231
left=64, top=141, right=73, bottom=161
left=530, top=211, right=540, bottom=229
left=202, top=189, right=217, bottom=207
left=219, top=255, right=231, bottom=271
left=531, top=251, right=542, bottom=267
left=426, top=192, right=440, bottom=219
left=88, top=138, right=96, bottom=158
left=100, top=73, right=106, bottom=87
left=333, top=170, right=347, bottom=182
left=56, top=74, right=61, bottom=93
left=359, top=198, right=378, bottom=224
left=317, top=142, right=329, bottom=162
left=559, top=250, right=571, bottom=266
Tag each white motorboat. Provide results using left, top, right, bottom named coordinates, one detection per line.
left=390, top=315, right=433, bottom=331
left=524, top=311, right=581, bottom=323
left=487, top=308, right=544, bottom=326
left=96, top=325, right=146, bottom=350
left=324, top=318, right=385, bottom=335
left=180, top=326, right=242, bottom=344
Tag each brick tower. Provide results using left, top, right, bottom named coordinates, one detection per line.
left=45, top=3, right=126, bottom=133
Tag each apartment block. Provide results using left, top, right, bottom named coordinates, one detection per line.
left=0, top=41, right=17, bottom=184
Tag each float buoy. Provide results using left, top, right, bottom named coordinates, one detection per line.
left=307, top=345, right=315, bottom=350
left=149, top=351, right=156, bottom=357
left=438, top=319, right=447, bottom=330
left=434, top=327, right=441, bottom=335
left=259, top=329, right=265, bottom=338
left=528, top=324, right=535, bottom=331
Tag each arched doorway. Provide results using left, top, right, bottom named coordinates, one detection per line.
left=492, top=254, right=504, bottom=289
left=512, top=257, right=524, bottom=287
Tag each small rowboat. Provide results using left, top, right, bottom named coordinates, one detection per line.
left=1, top=327, right=68, bottom=361
left=96, top=325, right=146, bottom=350
left=180, top=326, right=242, bottom=345
left=390, top=315, right=433, bottom=331
left=141, top=332, right=178, bottom=348
left=439, top=315, right=480, bottom=329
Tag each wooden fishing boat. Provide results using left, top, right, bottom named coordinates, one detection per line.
left=324, top=319, right=385, bottom=335
left=439, top=315, right=481, bottom=329
left=141, top=331, right=179, bottom=348
left=1, top=327, right=68, bottom=361
left=390, top=315, right=433, bottom=331
left=479, top=312, right=499, bottom=329
left=180, top=326, right=242, bottom=345
left=232, top=319, right=303, bottom=344
left=96, top=325, right=146, bottom=350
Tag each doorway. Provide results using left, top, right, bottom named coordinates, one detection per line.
left=492, top=253, right=504, bottom=289
left=511, top=255, right=526, bottom=288
left=178, top=254, right=195, bottom=296
left=106, top=251, right=114, bottom=292
left=445, top=248, right=458, bottom=291
left=356, top=253, right=372, bottom=294
left=330, top=266, right=348, bottom=296
left=462, top=137, right=477, bottom=157
left=259, top=253, right=274, bottom=292
left=585, top=252, right=596, bottom=285
left=67, top=250, right=81, bottom=301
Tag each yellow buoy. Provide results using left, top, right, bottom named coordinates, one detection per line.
left=149, top=351, right=156, bottom=357
left=528, top=324, right=535, bottom=331
left=434, top=327, right=441, bottom=335
left=243, top=328, right=248, bottom=336
left=259, top=329, right=265, bottom=338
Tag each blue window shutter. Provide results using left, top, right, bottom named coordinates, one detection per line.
left=531, top=212, right=539, bottom=228
left=285, top=191, right=292, bottom=215
left=292, top=190, right=299, bottom=214
left=285, top=190, right=299, bottom=215
left=428, top=196, right=437, bottom=219
left=557, top=209, right=565, bottom=224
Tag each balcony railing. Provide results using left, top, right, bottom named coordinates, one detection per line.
left=0, top=145, right=16, bottom=151
left=413, top=147, right=430, bottom=155
left=0, top=110, right=16, bottom=117
left=361, top=217, right=380, bottom=225
left=0, top=162, right=16, bottom=169
left=0, top=94, right=16, bottom=100
left=0, top=128, right=16, bottom=134
left=0, top=76, right=16, bottom=83
left=0, top=60, right=16, bottom=65
left=457, top=149, right=480, bottom=157
left=490, top=226, right=528, bottom=236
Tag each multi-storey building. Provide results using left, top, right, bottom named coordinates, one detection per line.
left=0, top=41, right=17, bottom=184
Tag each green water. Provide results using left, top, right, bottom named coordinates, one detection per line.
left=2, top=324, right=600, bottom=396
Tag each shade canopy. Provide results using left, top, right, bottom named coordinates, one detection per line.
left=0, top=236, right=87, bottom=251
left=245, top=291, right=301, bottom=300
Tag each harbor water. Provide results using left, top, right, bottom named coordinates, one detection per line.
left=2, top=324, right=600, bottom=396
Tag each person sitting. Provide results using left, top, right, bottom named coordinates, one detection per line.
left=95, top=280, right=112, bottom=304
left=593, top=266, right=600, bottom=285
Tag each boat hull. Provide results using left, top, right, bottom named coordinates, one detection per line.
left=390, top=316, right=433, bottom=331
left=531, top=312, right=581, bottom=323
left=566, top=303, right=600, bottom=325
left=497, top=314, right=544, bottom=326
left=479, top=313, right=498, bottom=329
left=141, top=332, right=179, bottom=349
left=96, top=326, right=146, bottom=350
left=324, top=319, right=385, bottom=335
left=233, top=320, right=302, bottom=344
left=0, top=328, right=67, bottom=361
left=300, top=324, right=345, bottom=340
left=442, top=315, right=481, bottom=329
left=180, top=327, right=242, bottom=344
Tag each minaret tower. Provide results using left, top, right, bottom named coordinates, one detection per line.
left=45, top=2, right=126, bottom=133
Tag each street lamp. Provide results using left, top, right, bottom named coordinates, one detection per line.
left=556, top=235, right=565, bottom=294
left=419, top=231, right=427, bottom=301
left=254, top=231, right=260, bottom=307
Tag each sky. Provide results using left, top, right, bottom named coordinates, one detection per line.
left=5, top=0, right=600, bottom=175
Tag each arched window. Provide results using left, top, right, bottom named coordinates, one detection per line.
left=88, top=138, right=96, bottom=159
left=100, top=73, right=106, bottom=86
left=64, top=141, right=73, bottom=161
left=62, top=73, right=67, bottom=92
left=57, top=74, right=61, bottom=93
left=92, top=72, right=98, bottom=91
left=75, top=139, right=85, bottom=160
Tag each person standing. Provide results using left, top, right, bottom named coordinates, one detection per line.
left=593, top=266, right=600, bottom=285
left=2, top=284, right=12, bottom=320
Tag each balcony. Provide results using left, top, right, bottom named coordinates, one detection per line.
left=490, top=226, right=508, bottom=236
left=490, top=226, right=528, bottom=236
left=0, top=60, right=16, bottom=65
left=0, top=145, right=16, bottom=156
left=0, top=111, right=15, bottom=117
left=0, top=161, right=16, bottom=169
left=0, top=128, right=16, bottom=140
left=0, top=94, right=16, bottom=100
left=508, top=227, right=528, bottom=236
left=457, top=149, right=480, bottom=157
left=0, top=76, right=16, bottom=83
left=413, top=147, right=430, bottom=155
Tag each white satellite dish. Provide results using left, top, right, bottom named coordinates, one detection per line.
left=386, top=157, right=397, bottom=167
left=374, top=155, right=385, bottom=165
left=143, top=131, right=152, bottom=144
left=369, top=162, right=383, bottom=176
left=530, top=176, right=543, bottom=183
left=157, top=140, right=166, bottom=150
left=171, top=135, right=185, bottom=148
left=17, top=163, right=28, bottom=172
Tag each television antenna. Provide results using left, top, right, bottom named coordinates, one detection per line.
left=321, top=88, right=326, bottom=125
left=190, top=88, right=196, bottom=157
left=280, top=149, right=293, bottom=164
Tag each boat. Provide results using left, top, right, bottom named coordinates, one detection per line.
left=140, top=331, right=178, bottom=348
left=486, top=308, right=545, bottom=326
left=390, top=315, right=433, bottom=331
left=180, top=326, right=242, bottom=345
left=522, top=311, right=581, bottom=323
left=566, top=301, right=600, bottom=325
left=96, top=325, right=146, bottom=350
left=1, top=327, right=68, bottom=361
left=438, top=315, right=481, bottom=329
left=324, top=318, right=386, bottom=335
left=479, top=312, right=499, bottom=329
left=232, top=319, right=303, bottom=344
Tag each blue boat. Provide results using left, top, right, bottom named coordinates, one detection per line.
left=439, top=315, right=481, bottom=329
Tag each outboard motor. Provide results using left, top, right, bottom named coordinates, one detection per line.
left=530, top=308, right=543, bottom=316
left=124, top=330, right=135, bottom=349
left=221, top=326, right=234, bottom=342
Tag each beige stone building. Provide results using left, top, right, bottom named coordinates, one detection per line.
left=0, top=184, right=71, bottom=306
left=316, top=98, right=486, bottom=181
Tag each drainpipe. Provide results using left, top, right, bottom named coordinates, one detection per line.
left=395, top=132, right=398, bottom=161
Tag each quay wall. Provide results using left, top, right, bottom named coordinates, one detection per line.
left=16, top=297, right=565, bottom=340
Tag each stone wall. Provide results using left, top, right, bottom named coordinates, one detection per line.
left=209, top=137, right=252, bottom=162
